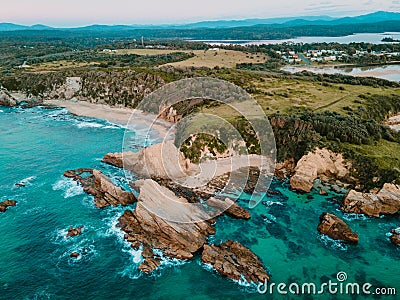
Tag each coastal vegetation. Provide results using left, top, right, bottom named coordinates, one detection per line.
left=1, top=34, right=400, bottom=192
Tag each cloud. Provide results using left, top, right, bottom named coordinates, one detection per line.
left=305, top=3, right=349, bottom=11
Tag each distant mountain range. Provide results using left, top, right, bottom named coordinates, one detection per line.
left=1, top=11, right=400, bottom=32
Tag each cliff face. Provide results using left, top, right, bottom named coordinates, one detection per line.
left=290, top=148, right=350, bottom=193
left=1, top=70, right=166, bottom=108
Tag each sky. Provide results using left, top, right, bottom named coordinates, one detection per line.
left=1, top=0, right=400, bottom=27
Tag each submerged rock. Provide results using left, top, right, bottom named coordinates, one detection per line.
left=317, top=212, right=359, bottom=243
left=118, top=179, right=216, bottom=273
left=66, top=226, right=84, bottom=238
left=0, top=200, right=17, bottom=213
left=70, top=252, right=79, bottom=258
left=341, top=183, right=400, bottom=217
left=390, top=229, right=400, bottom=246
left=290, top=148, right=350, bottom=193
left=63, top=169, right=136, bottom=208
left=201, top=240, right=270, bottom=284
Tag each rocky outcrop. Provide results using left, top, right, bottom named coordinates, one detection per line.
left=317, top=212, right=359, bottom=243
left=390, top=228, right=400, bottom=245
left=49, top=77, right=81, bottom=100
left=66, top=226, right=84, bottom=238
left=102, top=153, right=124, bottom=168
left=341, top=183, right=400, bottom=217
left=0, top=88, right=17, bottom=107
left=64, top=168, right=136, bottom=208
left=118, top=179, right=216, bottom=273
left=206, top=197, right=250, bottom=220
left=0, top=200, right=17, bottom=213
left=103, top=141, right=193, bottom=179
left=290, top=148, right=350, bottom=193
left=275, top=158, right=296, bottom=179
left=201, top=240, right=270, bottom=284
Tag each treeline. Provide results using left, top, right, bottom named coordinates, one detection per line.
left=1, top=20, right=400, bottom=42
left=287, top=71, right=400, bottom=88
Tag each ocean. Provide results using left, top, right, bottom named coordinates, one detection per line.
left=0, top=106, right=399, bottom=299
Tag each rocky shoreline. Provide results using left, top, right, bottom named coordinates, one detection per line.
left=68, top=142, right=272, bottom=282
left=60, top=138, right=400, bottom=284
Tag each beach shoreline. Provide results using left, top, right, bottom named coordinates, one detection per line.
left=44, top=99, right=174, bottom=139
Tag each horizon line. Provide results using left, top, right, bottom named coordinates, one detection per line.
left=1, top=9, right=399, bottom=28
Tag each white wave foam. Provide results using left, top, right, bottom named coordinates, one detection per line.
left=152, top=248, right=188, bottom=269
left=342, top=213, right=369, bottom=221
left=75, top=121, right=104, bottom=129
left=199, top=260, right=259, bottom=292
left=317, top=234, right=348, bottom=251
left=0, top=110, right=3, bottom=113
left=52, top=178, right=84, bottom=198
left=18, top=176, right=36, bottom=186
left=56, top=239, right=98, bottom=267
left=100, top=210, right=144, bottom=271
left=263, top=200, right=284, bottom=207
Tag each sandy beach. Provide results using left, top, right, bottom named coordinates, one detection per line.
left=44, top=100, right=174, bottom=139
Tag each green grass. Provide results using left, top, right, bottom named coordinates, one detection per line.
left=200, top=75, right=400, bottom=116
left=343, top=139, right=400, bottom=171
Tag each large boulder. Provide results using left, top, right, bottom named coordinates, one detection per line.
left=118, top=179, right=216, bottom=273
left=317, top=212, right=359, bottom=243
left=64, top=169, right=136, bottom=208
left=341, top=183, right=400, bottom=217
left=201, top=240, right=270, bottom=284
left=290, top=148, right=349, bottom=193
left=0, top=200, right=17, bottom=213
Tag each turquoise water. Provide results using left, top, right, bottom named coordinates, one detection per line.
left=0, top=106, right=399, bottom=300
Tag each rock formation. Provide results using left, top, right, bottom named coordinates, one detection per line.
left=0, top=200, right=17, bottom=213
left=290, top=148, right=350, bottom=193
left=118, top=179, right=216, bottom=273
left=66, top=226, right=84, bottom=238
left=0, top=88, right=17, bottom=107
left=201, top=240, right=270, bottom=284
left=341, top=183, right=400, bottom=217
left=390, top=228, right=400, bottom=245
left=317, top=212, right=359, bottom=243
left=64, top=168, right=136, bottom=208
left=206, top=197, right=250, bottom=220
left=274, top=158, right=296, bottom=179
left=102, top=153, right=124, bottom=168
left=103, top=141, right=193, bottom=179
